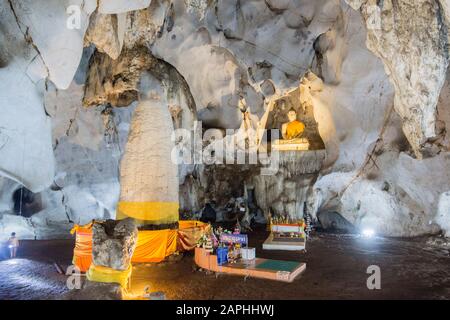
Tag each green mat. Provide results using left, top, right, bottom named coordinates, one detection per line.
left=255, top=260, right=300, bottom=272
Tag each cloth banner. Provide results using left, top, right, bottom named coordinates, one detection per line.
left=71, top=223, right=94, bottom=272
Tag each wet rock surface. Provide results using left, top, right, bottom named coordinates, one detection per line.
left=64, top=280, right=123, bottom=300
left=0, top=240, right=72, bottom=300
left=1, top=230, right=450, bottom=300
left=131, top=231, right=450, bottom=300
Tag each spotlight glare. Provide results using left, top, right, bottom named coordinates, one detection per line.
left=361, top=228, right=375, bottom=238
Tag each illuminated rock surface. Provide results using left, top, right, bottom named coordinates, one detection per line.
left=0, top=0, right=449, bottom=237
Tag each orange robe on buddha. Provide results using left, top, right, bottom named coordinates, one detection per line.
left=286, top=120, right=305, bottom=139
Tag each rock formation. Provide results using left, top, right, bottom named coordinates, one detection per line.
left=91, top=218, right=138, bottom=270
left=65, top=218, right=137, bottom=300
left=346, top=0, right=449, bottom=158
left=0, top=0, right=449, bottom=238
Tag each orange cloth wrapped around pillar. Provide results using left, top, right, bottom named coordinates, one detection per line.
left=177, top=221, right=211, bottom=251
left=132, top=229, right=178, bottom=263
left=70, top=224, right=94, bottom=272
left=71, top=220, right=209, bottom=272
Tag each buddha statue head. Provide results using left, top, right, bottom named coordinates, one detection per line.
left=287, top=108, right=297, bottom=123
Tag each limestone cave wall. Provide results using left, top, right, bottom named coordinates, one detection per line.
left=0, top=0, right=449, bottom=239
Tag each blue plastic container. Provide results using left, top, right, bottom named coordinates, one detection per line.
left=217, top=247, right=228, bottom=265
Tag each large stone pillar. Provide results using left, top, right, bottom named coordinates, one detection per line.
left=117, top=75, right=179, bottom=226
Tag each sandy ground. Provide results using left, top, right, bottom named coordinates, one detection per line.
left=1, top=229, right=450, bottom=300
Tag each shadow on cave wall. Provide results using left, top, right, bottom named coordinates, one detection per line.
left=12, top=187, right=42, bottom=218
left=317, top=211, right=357, bottom=234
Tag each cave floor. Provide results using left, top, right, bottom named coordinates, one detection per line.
left=1, top=229, right=450, bottom=300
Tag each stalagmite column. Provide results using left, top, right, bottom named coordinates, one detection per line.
left=117, top=74, right=179, bottom=226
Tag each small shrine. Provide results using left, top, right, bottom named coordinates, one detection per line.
left=263, top=216, right=307, bottom=251
left=195, top=225, right=306, bottom=283
left=258, top=72, right=327, bottom=176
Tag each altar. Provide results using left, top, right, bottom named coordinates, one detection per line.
left=272, top=137, right=310, bottom=151
left=263, top=220, right=306, bottom=251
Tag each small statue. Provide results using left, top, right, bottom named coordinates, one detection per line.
left=281, top=108, right=305, bottom=140
left=204, top=235, right=214, bottom=253
left=101, top=106, right=118, bottom=147
left=233, top=221, right=241, bottom=234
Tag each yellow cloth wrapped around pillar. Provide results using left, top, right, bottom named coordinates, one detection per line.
left=116, top=201, right=179, bottom=225
left=131, top=229, right=178, bottom=263
left=86, top=264, right=132, bottom=288
left=286, top=120, right=305, bottom=139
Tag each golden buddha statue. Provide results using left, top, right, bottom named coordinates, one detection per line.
left=273, top=108, right=309, bottom=151
left=282, top=108, right=305, bottom=140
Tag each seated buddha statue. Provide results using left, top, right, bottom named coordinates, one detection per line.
left=273, top=108, right=309, bottom=151
left=282, top=108, right=305, bottom=140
